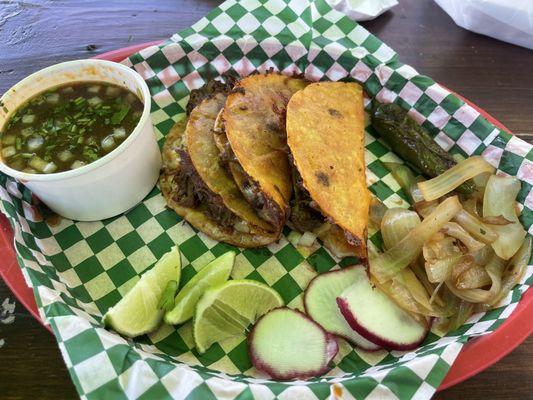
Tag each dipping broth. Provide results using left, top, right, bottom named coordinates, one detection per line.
left=0, top=82, right=143, bottom=174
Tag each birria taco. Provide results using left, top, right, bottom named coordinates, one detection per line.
left=219, top=73, right=307, bottom=231
left=160, top=87, right=276, bottom=247
left=161, top=73, right=306, bottom=247
left=286, top=81, right=370, bottom=260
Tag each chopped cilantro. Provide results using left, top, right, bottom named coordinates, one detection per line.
left=110, top=104, right=131, bottom=125
left=1, top=82, right=142, bottom=173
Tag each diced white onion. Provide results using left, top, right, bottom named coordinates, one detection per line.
left=298, top=231, right=317, bottom=247
left=105, top=86, right=121, bottom=97
left=87, top=85, right=101, bottom=94
left=101, top=135, right=115, bottom=151
left=1, top=146, right=16, bottom=158
left=43, top=162, right=57, bottom=174
left=2, top=135, right=16, bottom=145
left=21, top=127, right=34, bottom=137
left=46, top=93, right=60, bottom=104
left=61, top=86, right=74, bottom=94
left=29, top=156, right=49, bottom=172
left=286, top=231, right=301, bottom=248
left=22, top=168, right=37, bottom=174
left=22, top=114, right=35, bottom=124
left=88, top=96, right=102, bottom=106
left=234, top=220, right=251, bottom=233
left=126, top=92, right=138, bottom=103
left=27, top=136, right=44, bottom=151
left=57, top=150, right=73, bottom=162
left=112, top=127, right=126, bottom=139
left=71, top=160, right=86, bottom=169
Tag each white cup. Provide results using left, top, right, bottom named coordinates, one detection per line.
left=0, top=59, right=161, bottom=221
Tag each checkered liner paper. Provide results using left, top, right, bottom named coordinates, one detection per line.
left=1, top=0, right=532, bottom=399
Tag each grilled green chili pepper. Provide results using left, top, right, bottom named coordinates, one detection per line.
left=371, top=102, right=474, bottom=195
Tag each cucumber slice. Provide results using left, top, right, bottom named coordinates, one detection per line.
left=249, top=308, right=338, bottom=380
left=336, top=268, right=428, bottom=351
left=304, top=266, right=380, bottom=351
left=165, top=251, right=235, bottom=325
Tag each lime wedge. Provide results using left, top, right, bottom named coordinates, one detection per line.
left=103, top=246, right=181, bottom=337
left=165, top=251, right=235, bottom=325
left=193, top=279, right=284, bottom=353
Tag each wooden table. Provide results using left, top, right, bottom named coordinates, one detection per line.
left=0, top=1, right=531, bottom=399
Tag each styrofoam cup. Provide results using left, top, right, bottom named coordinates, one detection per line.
left=0, top=59, right=161, bottom=221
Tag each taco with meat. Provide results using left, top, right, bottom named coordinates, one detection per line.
left=160, top=82, right=278, bottom=247
left=217, top=73, right=308, bottom=231
left=161, top=73, right=307, bottom=247
left=286, top=81, right=370, bottom=260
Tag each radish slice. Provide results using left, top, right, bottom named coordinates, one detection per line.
left=248, top=308, right=338, bottom=380
left=336, top=269, right=428, bottom=351
left=304, top=266, right=380, bottom=351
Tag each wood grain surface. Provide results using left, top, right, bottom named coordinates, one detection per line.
left=0, top=1, right=531, bottom=399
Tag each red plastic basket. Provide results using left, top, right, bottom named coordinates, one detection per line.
left=0, top=41, right=531, bottom=391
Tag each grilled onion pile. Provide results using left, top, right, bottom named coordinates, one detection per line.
left=368, top=155, right=530, bottom=333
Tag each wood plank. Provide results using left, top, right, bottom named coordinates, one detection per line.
left=0, top=279, right=78, bottom=399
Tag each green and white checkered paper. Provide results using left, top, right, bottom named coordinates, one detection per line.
left=1, top=0, right=532, bottom=399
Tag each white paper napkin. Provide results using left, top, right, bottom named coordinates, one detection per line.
left=327, top=0, right=398, bottom=21
left=435, top=0, right=533, bottom=50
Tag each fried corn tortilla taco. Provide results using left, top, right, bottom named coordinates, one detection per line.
left=220, top=73, right=308, bottom=230
left=186, top=93, right=273, bottom=232
left=286, top=82, right=370, bottom=259
left=160, top=90, right=277, bottom=248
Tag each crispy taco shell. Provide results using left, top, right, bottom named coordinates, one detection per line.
left=286, top=82, right=369, bottom=259
left=160, top=117, right=277, bottom=248
left=223, top=73, right=307, bottom=224
left=185, top=92, right=274, bottom=232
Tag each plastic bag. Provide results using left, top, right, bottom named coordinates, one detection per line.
left=435, top=0, right=533, bottom=50
left=327, top=0, right=398, bottom=21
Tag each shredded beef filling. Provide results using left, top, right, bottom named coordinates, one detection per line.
left=289, top=154, right=357, bottom=247
left=215, top=130, right=284, bottom=230
left=173, top=149, right=236, bottom=228
left=289, top=158, right=361, bottom=248
left=236, top=166, right=284, bottom=229
left=289, top=157, right=325, bottom=232
left=183, top=77, right=285, bottom=232
left=344, top=231, right=362, bottom=247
